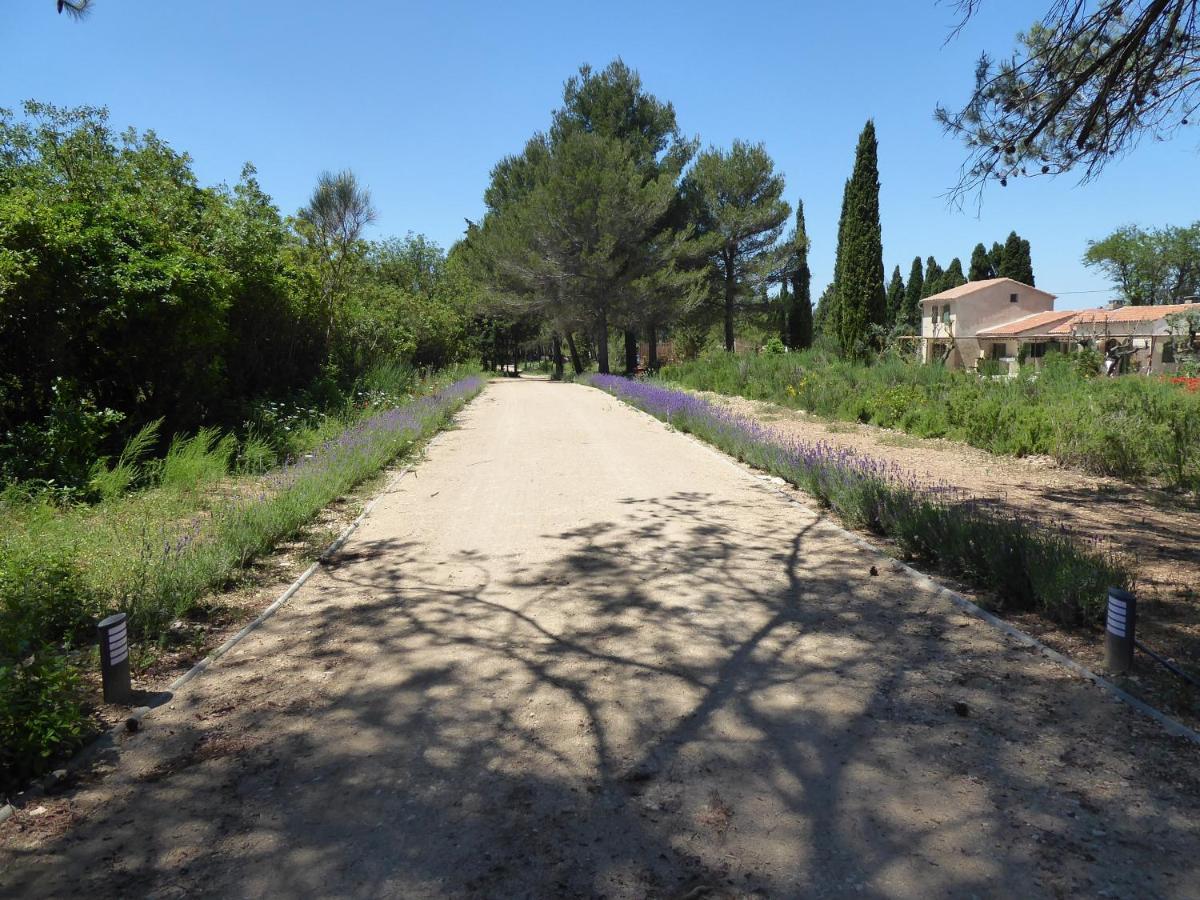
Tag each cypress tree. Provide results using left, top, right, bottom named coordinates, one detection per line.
left=944, top=257, right=967, bottom=288
left=832, top=120, right=886, bottom=357
left=1019, top=238, right=1035, bottom=285
left=969, top=242, right=992, bottom=280
left=886, top=265, right=905, bottom=326
left=988, top=240, right=1005, bottom=277
left=922, top=256, right=944, bottom=297
left=998, top=231, right=1035, bottom=284
left=787, top=200, right=813, bottom=349
left=813, top=282, right=834, bottom=337
left=903, top=256, right=923, bottom=329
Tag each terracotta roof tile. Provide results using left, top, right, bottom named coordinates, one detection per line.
left=977, top=310, right=1080, bottom=337
left=921, top=278, right=1054, bottom=303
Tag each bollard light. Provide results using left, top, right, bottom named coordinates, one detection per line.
left=1105, top=587, right=1136, bottom=674
left=97, top=612, right=132, bottom=705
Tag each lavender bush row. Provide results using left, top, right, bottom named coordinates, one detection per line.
left=586, top=374, right=1132, bottom=624
left=128, top=376, right=484, bottom=636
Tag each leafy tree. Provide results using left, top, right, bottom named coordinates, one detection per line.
left=786, top=201, right=813, bottom=349
left=1084, top=222, right=1200, bottom=304
left=297, top=170, right=377, bottom=350
left=923, top=256, right=944, bottom=298
left=998, top=230, right=1035, bottom=284
left=969, top=242, right=994, bottom=280
left=903, top=256, right=924, bottom=328
left=682, top=140, right=790, bottom=351
left=944, top=257, right=968, bottom=289
left=939, top=0, right=1200, bottom=197
left=886, top=265, right=906, bottom=325
left=832, top=121, right=886, bottom=357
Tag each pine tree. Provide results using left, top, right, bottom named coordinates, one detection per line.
left=944, top=257, right=967, bottom=288
left=683, top=141, right=789, bottom=351
left=922, top=256, right=944, bottom=297
left=832, top=121, right=886, bottom=357
left=968, top=242, right=993, bottom=280
left=787, top=200, right=813, bottom=349
left=886, top=265, right=905, bottom=326
left=903, top=256, right=923, bottom=329
left=998, top=231, right=1035, bottom=285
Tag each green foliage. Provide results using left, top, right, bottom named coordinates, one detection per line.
left=660, top=351, right=1200, bottom=490
left=785, top=200, right=813, bottom=350
left=902, top=257, right=923, bottom=329
left=969, top=242, right=994, bottom=280
left=1084, top=222, right=1200, bottom=306
left=998, top=230, right=1034, bottom=285
left=0, top=650, right=87, bottom=792
left=0, top=102, right=473, bottom=496
left=832, top=121, right=886, bottom=358
left=885, top=265, right=905, bottom=327
left=683, top=140, right=790, bottom=352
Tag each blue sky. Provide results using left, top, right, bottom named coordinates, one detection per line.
left=3, top=0, right=1197, bottom=309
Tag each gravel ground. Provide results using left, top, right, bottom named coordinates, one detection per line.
left=2, top=379, right=1198, bottom=899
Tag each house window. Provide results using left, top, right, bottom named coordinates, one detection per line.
left=1010, top=293, right=1018, bottom=303
left=1162, top=341, right=1176, bottom=363
left=991, top=342, right=1006, bottom=360
left=1027, top=341, right=1047, bottom=359
left=931, top=304, right=939, bottom=324
left=942, top=304, right=952, bottom=323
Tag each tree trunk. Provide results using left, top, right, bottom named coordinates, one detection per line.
left=597, top=308, right=610, bottom=375
left=724, top=254, right=736, bottom=352
left=565, top=332, right=584, bottom=375
left=648, top=320, right=659, bottom=372
left=624, top=329, right=638, bottom=374
left=552, top=333, right=564, bottom=380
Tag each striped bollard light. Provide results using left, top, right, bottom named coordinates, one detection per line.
left=1105, top=588, right=1136, bottom=675
left=98, top=613, right=132, bottom=704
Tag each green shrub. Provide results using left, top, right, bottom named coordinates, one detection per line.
left=0, top=650, right=88, bottom=793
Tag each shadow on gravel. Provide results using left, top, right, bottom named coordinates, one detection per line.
left=4, top=491, right=1198, bottom=898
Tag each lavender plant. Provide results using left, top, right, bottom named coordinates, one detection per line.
left=585, top=374, right=1132, bottom=624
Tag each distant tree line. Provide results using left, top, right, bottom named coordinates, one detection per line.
left=462, top=60, right=816, bottom=375
left=0, top=101, right=474, bottom=486
left=862, top=230, right=1037, bottom=334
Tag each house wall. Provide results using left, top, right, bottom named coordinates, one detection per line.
left=921, top=282, right=1054, bottom=369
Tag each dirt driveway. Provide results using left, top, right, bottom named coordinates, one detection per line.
left=2, top=379, right=1198, bottom=898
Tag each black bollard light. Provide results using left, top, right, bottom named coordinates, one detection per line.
left=98, top=612, right=132, bottom=705
left=1105, top=587, right=1136, bottom=674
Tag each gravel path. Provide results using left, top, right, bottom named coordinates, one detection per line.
left=2, top=379, right=1198, bottom=899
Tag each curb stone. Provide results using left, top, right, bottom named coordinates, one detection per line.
left=596, top=386, right=1200, bottom=746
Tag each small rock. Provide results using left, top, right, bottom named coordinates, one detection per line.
left=869, top=566, right=879, bottom=577
left=125, top=717, right=141, bottom=733
left=953, top=701, right=971, bottom=717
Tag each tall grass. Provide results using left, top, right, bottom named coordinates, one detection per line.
left=585, top=374, right=1133, bottom=627
left=0, top=370, right=483, bottom=794
left=660, top=349, right=1200, bottom=491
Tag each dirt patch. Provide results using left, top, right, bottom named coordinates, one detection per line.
left=697, top=390, right=1200, bottom=728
